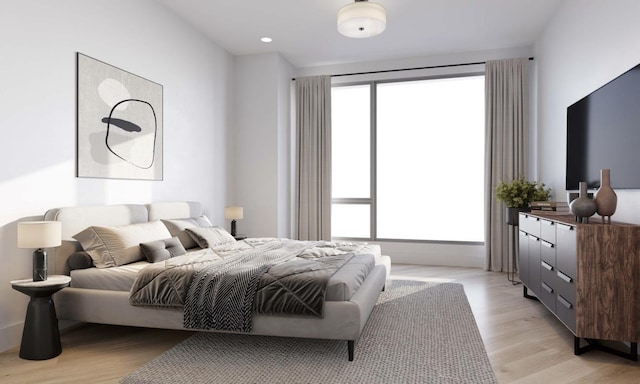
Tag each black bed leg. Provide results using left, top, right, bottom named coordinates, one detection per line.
left=348, top=340, right=354, bottom=361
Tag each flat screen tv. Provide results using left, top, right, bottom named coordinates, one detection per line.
left=566, top=63, right=640, bottom=190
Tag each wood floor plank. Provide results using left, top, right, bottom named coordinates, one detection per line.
left=1, top=264, right=639, bottom=383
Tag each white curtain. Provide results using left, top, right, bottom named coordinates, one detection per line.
left=294, top=75, right=332, bottom=241
left=484, top=58, right=530, bottom=272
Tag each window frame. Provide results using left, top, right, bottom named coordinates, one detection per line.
left=331, top=73, right=485, bottom=245
left=331, top=81, right=376, bottom=240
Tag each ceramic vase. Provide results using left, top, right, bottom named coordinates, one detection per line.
left=569, top=181, right=597, bottom=223
left=594, top=168, right=617, bottom=223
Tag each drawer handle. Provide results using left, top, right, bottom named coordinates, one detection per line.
left=541, top=220, right=555, bottom=226
left=541, top=282, right=553, bottom=294
left=541, top=261, right=553, bottom=271
left=541, top=240, right=554, bottom=249
left=557, top=271, right=573, bottom=283
left=558, top=224, right=575, bottom=231
left=557, top=295, right=573, bottom=309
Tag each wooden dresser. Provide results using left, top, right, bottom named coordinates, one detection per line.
left=518, top=212, right=640, bottom=360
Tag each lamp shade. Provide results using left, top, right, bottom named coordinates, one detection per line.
left=337, top=0, right=386, bottom=38
left=17, top=221, right=62, bottom=249
left=224, top=206, right=244, bottom=220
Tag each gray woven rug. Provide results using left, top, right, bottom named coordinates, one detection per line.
left=121, top=280, right=497, bottom=384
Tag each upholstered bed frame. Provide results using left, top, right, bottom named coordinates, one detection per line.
left=44, top=201, right=390, bottom=360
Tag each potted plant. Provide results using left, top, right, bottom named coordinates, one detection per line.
left=496, top=177, right=551, bottom=225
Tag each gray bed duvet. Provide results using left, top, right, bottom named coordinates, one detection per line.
left=129, top=239, right=375, bottom=332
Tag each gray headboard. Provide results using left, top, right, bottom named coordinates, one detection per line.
left=43, top=202, right=202, bottom=275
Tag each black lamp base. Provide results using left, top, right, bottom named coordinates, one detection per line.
left=230, top=220, right=237, bottom=237
left=33, top=248, right=47, bottom=282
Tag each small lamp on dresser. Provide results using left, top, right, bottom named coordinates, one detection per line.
left=17, top=221, right=62, bottom=281
left=224, top=206, right=243, bottom=237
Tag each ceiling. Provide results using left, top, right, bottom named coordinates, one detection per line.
left=155, top=0, right=563, bottom=68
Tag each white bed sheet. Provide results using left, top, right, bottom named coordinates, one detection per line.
left=70, top=261, right=148, bottom=291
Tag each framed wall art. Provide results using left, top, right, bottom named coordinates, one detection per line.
left=77, top=53, right=163, bottom=180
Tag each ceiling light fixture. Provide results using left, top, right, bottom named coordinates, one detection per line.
left=337, top=0, right=386, bottom=38
left=260, top=37, right=273, bottom=43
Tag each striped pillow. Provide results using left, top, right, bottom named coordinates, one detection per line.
left=185, top=226, right=236, bottom=248
left=161, top=215, right=212, bottom=249
left=73, top=220, right=171, bottom=268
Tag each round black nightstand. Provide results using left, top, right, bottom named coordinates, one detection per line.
left=10, top=275, right=71, bottom=360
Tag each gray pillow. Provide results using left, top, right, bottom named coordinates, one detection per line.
left=73, top=220, right=172, bottom=268
left=161, top=215, right=212, bottom=249
left=140, top=236, right=187, bottom=263
left=185, top=226, right=236, bottom=248
left=67, top=251, right=94, bottom=271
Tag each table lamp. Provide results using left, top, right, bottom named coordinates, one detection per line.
left=17, top=221, right=62, bottom=282
left=224, top=206, right=243, bottom=236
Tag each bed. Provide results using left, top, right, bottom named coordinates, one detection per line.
left=44, top=202, right=390, bottom=360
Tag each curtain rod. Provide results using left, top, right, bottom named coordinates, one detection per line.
left=292, top=57, right=534, bottom=81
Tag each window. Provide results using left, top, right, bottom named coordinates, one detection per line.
left=331, top=75, right=485, bottom=242
left=331, top=84, right=372, bottom=239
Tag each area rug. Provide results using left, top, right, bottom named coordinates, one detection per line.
left=120, top=280, right=497, bottom=384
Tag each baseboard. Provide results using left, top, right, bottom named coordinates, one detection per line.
left=390, top=253, right=483, bottom=268
left=0, top=319, right=83, bottom=354
left=375, top=241, right=484, bottom=268
left=59, top=319, right=84, bottom=334
left=0, top=321, right=23, bottom=353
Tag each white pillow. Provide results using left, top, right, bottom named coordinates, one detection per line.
left=73, top=220, right=171, bottom=268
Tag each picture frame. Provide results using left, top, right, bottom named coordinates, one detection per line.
left=76, top=53, right=163, bottom=180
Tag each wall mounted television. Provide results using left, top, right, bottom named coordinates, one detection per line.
left=566, top=62, right=640, bottom=190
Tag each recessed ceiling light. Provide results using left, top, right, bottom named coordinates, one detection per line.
left=261, top=37, right=273, bottom=43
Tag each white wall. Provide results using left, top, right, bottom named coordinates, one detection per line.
left=233, top=53, right=294, bottom=238
left=296, top=47, right=532, bottom=268
left=535, top=0, right=640, bottom=224
left=0, top=0, right=234, bottom=352
left=277, top=56, right=295, bottom=237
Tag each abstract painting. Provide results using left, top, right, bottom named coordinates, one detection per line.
left=77, top=53, right=163, bottom=180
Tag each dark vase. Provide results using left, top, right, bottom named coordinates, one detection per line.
left=594, top=168, right=617, bottom=223
left=506, top=207, right=530, bottom=226
left=569, top=181, right=597, bottom=223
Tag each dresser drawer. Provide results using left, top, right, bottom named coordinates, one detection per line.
left=556, top=223, right=577, bottom=279
left=540, top=259, right=556, bottom=283
left=540, top=219, right=556, bottom=243
left=520, top=214, right=540, bottom=236
left=556, top=294, right=576, bottom=333
left=539, top=281, right=556, bottom=312
left=540, top=239, right=555, bottom=265
left=518, top=230, right=528, bottom=284
left=554, top=269, right=576, bottom=305
left=527, top=235, right=541, bottom=297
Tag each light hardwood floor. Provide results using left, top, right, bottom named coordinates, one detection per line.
left=1, top=264, right=639, bottom=383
